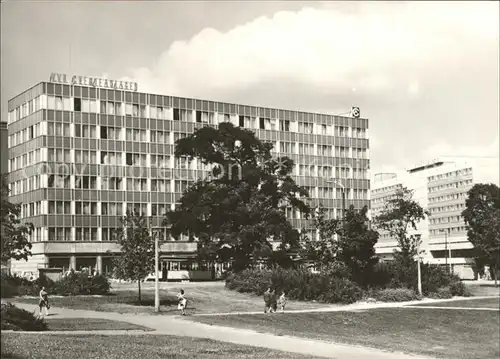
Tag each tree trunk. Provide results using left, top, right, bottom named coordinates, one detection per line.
left=137, top=279, right=142, bottom=303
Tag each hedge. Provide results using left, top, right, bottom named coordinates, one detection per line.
left=1, top=272, right=110, bottom=298
left=226, top=267, right=363, bottom=304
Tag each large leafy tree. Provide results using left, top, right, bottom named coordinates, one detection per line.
left=165, top=122, right=310, bottom=272
left=462, top=183, right=500, bottom=285
left=113, top=211, right=155, bottom=302
left=1, top=174, right=34, bottom=264
left=302, top=205, right=379, bottom=286
left=336, top=205, right=379, bottom=286
left=374, top=186, right=428, bottom=262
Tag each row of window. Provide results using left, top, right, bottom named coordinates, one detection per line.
left=428, top=192, right=468, bottom=204
left=429, top=226, right=468, bottom=236
left=428, top=168, right=472, bottom=182
left=10, top=176, right=41, bottom=196
left=429, top=215, right=464, bottom=225
left=10, top=149, right=42, bottom=172
left=428, top=179, right=473, bottom=193
left=428, top=203, right=465, bottom=214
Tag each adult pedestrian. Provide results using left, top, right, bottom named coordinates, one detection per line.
left=270, top=288, right=277, bottom=313
left=263, top=287, right=271, bottom=313
left=38, top=287, right=50, bottom=317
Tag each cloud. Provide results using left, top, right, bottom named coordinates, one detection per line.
left=124, top=2, right=498, bottom=97
left=117, top=1, right=498, bottom=172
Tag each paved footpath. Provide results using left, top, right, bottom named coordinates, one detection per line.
left=9, top=301, right=438, bottom=359
left=9, top=296, right=497, bottom=359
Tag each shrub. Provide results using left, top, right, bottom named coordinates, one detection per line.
left=0, top=303, right=47, bottom=331
left=226, top=266, right=362, bottom=304
left=53, top=272, right=110, bottom=295
left=449, top=279, right=471, bottom=297
left=428, top=287, right=453, bottom=299
left=371, top=288, right=420, bottom=302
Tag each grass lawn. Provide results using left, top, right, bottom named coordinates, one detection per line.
left=45, top=318, right=153, bottom=331
left=12, top=282, right=331, bottom=315
left=464, top=282, right=500, bottom=297
left=189, top=308, right=500, bottom=359
left=0, top=333, right=319, bottom=359
left=413, top=297, right=500, bottom=309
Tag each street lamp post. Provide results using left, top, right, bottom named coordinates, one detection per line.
left=440, top=228, right=451, bottom=274
left=327, top=178, right=346, bottom=221
left=148, top=217, right=160, bottom=313
left=415, top=234, right=422, bottom=296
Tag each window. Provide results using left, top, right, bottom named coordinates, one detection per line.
left=175, top=156, right=190, bottom=169
left=173, top=108, right=180, bottom=121
left=238, top=115, right=245, bottom=127
left=151, top=179, right=170, bottom=192
left=125, top=103, right=133, bottom=116
left=125, top=153, right=146, bottom=166
left=101, top=126, right=121, bottom=140
left=279, top=142, right=295, bottom=153
left=101, top=202, right=123, bottom=216
left=48, top=175, right=70, bottom=188
left=101, top=151, right=121, bottom=165
left=151, top=155, right=170, bottom=167
left=48, top=149, right=71, bottom=162
left=74, top=98, right=82, bottom=112
left=126, top=178, right=148, bottom=191
left=48, top=201, right=71, bottom=214
left=75, top=228, right=98, bottom=241
left=75, top=150, right=97, bottom=164
left=101, top=177, right=123, bottom=190
left=196, top=111, right=214, bottom=124
left=125, top=128, right=146, bottom=142
left=280, top=120, right=290, bottom=132
left=126, top=203, right=147, bottom=216
left=259, top=118, right=265, bottom=129
left=75, top=201, right=98, bottom=215
left=48, top=227, right=72, bottom=241
left=48, top=123, right=70, bottom=136
left=152, top=204, right=168, bottom=216
left=151, top=131, right=169, bottom=144
left=75, top=176, right=97, bottom=189
left=174, top=180, right=190, bottom=193
left=75, top=124, right=96, bottom=138
left=102, top=228, right=118, bottom=241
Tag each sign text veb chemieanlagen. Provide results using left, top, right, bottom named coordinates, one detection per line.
left=49, top=73, right=138, bottom=92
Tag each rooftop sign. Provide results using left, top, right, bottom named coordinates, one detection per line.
left=49, top=73, right=138, bottom=92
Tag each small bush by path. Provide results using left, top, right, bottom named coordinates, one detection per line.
left=1, top=333, right=321, bottom=359
left=368, top=288, right=421, bottom=302
left=1, top=303, right=47, bottom=331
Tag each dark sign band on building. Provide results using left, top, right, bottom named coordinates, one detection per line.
left=49, top=73, right=138, bottom=92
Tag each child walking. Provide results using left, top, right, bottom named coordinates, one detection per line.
left=177, top=289, right=187, bottom=316
left=38, top=287, right=50, bottom=317
left=277, top=291, right=288, bottom=313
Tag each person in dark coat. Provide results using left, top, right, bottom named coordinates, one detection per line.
left=263, top=287, right=271, bottom=313
left=269, top=288, right=278, bottom=313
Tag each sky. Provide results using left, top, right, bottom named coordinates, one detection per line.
left=2, top=1, right=499, bottom=180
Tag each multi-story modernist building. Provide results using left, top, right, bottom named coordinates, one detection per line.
left=7, top=75, right=370, bottom=279
left=1, top=121, right=8, bottom=175
left=372, top=158, right=497, bottom=279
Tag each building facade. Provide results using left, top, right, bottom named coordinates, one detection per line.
left=7, top=79, right=370, bottom=278
left=0, top=121, right=8, bottom=175
left=372, top=158, right=497, bottom=279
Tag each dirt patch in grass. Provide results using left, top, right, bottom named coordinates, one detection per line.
left=189, top=307, right=500, bottom=359
left=1, top=333, right=320, bottom=359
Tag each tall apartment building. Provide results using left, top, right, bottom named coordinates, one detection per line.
left=7, top=76, right=370, bottom=278
left=1, top=121, right=8, bottom=175
left=371, top=158, right=497, bottom=279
